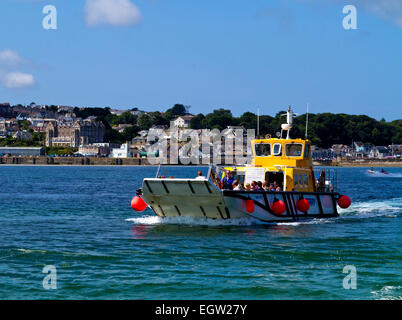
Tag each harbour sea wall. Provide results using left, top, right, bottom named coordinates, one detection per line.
left=0, top=156, right=402, bottom=166
left=0, top=156, right=149, bottom=166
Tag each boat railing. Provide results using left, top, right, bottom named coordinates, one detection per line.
left=155, top=163, right=220, bottom=188
left=155, top=164, right=170, bottom=178
left=207, top=164, right=225, bottom=190
left=315, top=168, right=337, bottom=192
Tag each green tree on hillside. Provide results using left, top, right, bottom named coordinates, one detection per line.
left=149, top=111, right=169, bottom=127
left=202, top=109, right=234, bottom=130
left=122, top=125, right=140, bottom=142
left=165, top=104, right=188, bottom=121
left=190, top=113, right=205, bottom=129
left=137, top=113, right=153, bottom=130
left=239, top=112, right=257, bottom=130
left=73, top=107, right=110, bottom=119
left=119, top=111, right=137, bottom=125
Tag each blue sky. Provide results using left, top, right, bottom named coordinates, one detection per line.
left=0, top=0, right=401, bottom=120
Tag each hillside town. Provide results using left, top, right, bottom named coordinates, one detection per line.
left=0, top=102, right=401, bottom=163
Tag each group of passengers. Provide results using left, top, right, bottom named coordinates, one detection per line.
left=221, top=171, right=281, bottom=191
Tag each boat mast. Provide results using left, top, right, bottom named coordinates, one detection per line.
left=305, top=103, right=309, bottom=140
left=281, top=106, right=297, bottom=139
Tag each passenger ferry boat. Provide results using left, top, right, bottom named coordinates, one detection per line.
left=131, top=108, right=351, bottom=222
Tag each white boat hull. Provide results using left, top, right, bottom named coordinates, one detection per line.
left=142, top=178, right=339, bottom=222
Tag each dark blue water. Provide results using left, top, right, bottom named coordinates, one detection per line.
left=0, top=166, right=401, bottom=299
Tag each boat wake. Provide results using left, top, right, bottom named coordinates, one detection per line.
left=126, top=197, right=401, bottom=227
left=371, top=285, right=402, bottom=300
left=366, top=172, right=402, bottom=178
left=338, top=197, right=402, bottom=219
left=126, top=215, right=264, bottom=226
left=126, top=215, right=336, bottom=227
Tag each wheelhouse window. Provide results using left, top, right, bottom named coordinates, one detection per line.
left=255, top=143, right=271, bottom=156
left=285, top=143, right=303, bottom=157
left=272, top=143, right=282, bottom=156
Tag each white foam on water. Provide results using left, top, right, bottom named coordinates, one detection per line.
left=366, top=172, right=402, bottom=178
left=126, top=215, right=335, bottom=227
left=126, top=198, right=401, bottom=227
left=371, top=285, right=402, bottom=300
left=273, top=221, right=302, bottom=226
left=17, top=248, right=47, bottom=254
left=126, top=215, right=264, bottom=226
left=276, top=219, right=334, bottom=226
left=126, top=215, right=161, bottom=225
left=338, top=197, right=402, bottom=218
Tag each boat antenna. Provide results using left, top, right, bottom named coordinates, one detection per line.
left=305, top=103, right=309, bottom=140
left=280, top=106, right=297, bottom=139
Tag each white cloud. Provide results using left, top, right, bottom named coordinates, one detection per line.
left=85, top=0, right=141, bottom=27
left=0, top=49, right=25, bottom=66
left=0, top=49, right=35, bottom=89
left=1, top=72, right=35, bottom=89
left=362, top=0, right=402, bottom=27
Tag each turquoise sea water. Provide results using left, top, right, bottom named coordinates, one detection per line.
left=0, top=166, right=401, bottom=300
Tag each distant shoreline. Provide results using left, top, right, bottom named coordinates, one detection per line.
left=0, top=161, right=401, bottom=168
left=1, top=155, right=401, bottom=167
left=333, top=163, right=402, bottom=167
left=313, top=160, right=402, bottom=167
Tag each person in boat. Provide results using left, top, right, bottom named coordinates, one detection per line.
left=195, top=170, right=206, bottom=180
left=233, top=180, right=243, bottom=191
left=262, top=181, right=270, bottom=191
left=273, top=181, right=281, bottom=191
left=257, top=181, right=263, bottom=190
left=245, top=183, right=251, bottom=191
left=250, top=181, right=259, bottom=190
left=211, top=171, right=223, bottom=188
left=232, top=180, right=238, bottom=190
left=222, top=171, right=234, bottom=190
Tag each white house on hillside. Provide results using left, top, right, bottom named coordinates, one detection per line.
left=369, top=146, right=390, bottom=159
left=172, top=115, right=194, bottom=128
